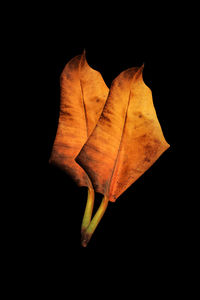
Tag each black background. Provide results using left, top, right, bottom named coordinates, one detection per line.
left=16, top=7, right=191, bottom=287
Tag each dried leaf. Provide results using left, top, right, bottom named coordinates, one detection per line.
left=49, top=51, right=109, bottom=187
left=76, top=65, right=170, bottom=202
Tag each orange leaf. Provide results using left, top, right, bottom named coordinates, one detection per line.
left=49, top=51, right=109, bottom=188
left=76, top=65, right=170, bottom=202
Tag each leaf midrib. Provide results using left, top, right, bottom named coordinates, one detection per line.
left=107, top=87, right=132, bottom=198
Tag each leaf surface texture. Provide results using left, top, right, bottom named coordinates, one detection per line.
left=50, top=52, right=109, bottom=187
left=76, top=66, right=170, bottom=201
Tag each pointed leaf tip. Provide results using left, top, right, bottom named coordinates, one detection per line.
left=82, top=49, right=86, bottom=59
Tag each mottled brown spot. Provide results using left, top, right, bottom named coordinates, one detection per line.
left=101, top=114, right=111, bottom=124
left=144, top=157, right=151, bottom=163
left=140, top=133, right=147, bottom=139
left=144, top=140, right=160, bottom=159
left=62, top=71, right=72, bottom=81
left=68, top=55, right=81, bottom=70
left=144, top=144, right=154, bottom=155
left=123, top=68, right=137, bottom=80
left=96, top=98, right=100, bottom=103
left=59, top=109, right=73, bottom=121
left=153, top=138, right=160, bottom=145
left=65, top=111, right=72, bottom=117
left=60, top=103, right=72, bottom=110
left=104, top=108, right=113, bottom=115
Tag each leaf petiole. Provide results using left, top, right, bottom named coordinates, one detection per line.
left=81, top=187, right=95, bottom=235
left=81, top=195, right=109, bottom=247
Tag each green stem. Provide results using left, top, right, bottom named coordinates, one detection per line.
left=81, top=195, right=109, bottom=247
left=81, top=187, right=95, bottom=234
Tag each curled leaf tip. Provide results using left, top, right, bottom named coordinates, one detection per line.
left=134, top=63, right=145, bottom=81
